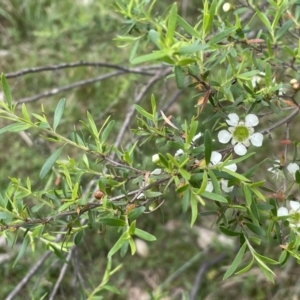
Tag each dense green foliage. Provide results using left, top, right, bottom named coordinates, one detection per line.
left=1, top=0, right=300, bottom=299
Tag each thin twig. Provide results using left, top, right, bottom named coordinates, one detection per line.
left=0, top=177, right=171, bottom=231
left=114, top=67, right=172, bottom=149
left=48, top=250, right=73, bottom=300
left=15, top=67, right=156, bottom=105
left=190, top=253, right=228, bottom=300
left=5, top=62, right=159, bottom=79
left=4, top=251, right=52, bottom=300
left=260, top=106, right=300, bottom=135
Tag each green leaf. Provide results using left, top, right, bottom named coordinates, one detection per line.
left=101, top=120, right=115, bottom=144
left=58, top=201, right=73, bottom=212
left=120, top=240, right=129, bottom=258
left=74, top=230, right=84, bottom=245
left=250, top=186, right=266, bottom=201
left=208, top=27, right=236, bottom=45
left=131, top=51, right=168, bottom=64
left=48, top=244, right=68, bottom=263
left=295, top=170, right=300, bottom=184
left=244, top=222, right=266, bottom=236
left=243, top=185, right=252, bottom=206
left=204, top=129, right=212, bottom=165
left=0, top=123, right=30, bottom=135
left=175, top=42, right=208, bottom=55
left=197, top=170, right=208, bottom=194
left=1, top=73, right=12, bottom=110
left=174, top=66, right=185, bottom=89
left=207, top=169, right=222, bottom=195
left=21, top=103, right=31, bottom=122
left=129, top=237, right=136, bottom=255
left=201, top=191, right=227, bottom=203
left=129, top=220, right=136, bottom=235
left=144, top=191, right=163, bottom=198
left=99, top=218, right=126, bottom=226
left=134, top=228, right=156, bottom=241
left=108, top=231, right=128, bottom=258
left=219, top=226, right=241, bottom=236
left=39, top=146, right=64, bottom=179
left=179, top=168, right=191, bottom=180
left=128, top=206, right=145, bottom=220
left=166, top=3, right=177, bottom=46
left=13, top=235, right=30, bottom=267
left=255, top=8, right=272, bottom=34
left=223, top=242, right=247, bottom=279
left=255, top=252, right=278, bottom=265
left=265, top=62, right=272, bottom=87
left=223, top=168, right=250, bottom=182
left=276, top=19, right=294, bottom=40
left=134, top=104, right=153, bottom=120
left=190, top=193, right=198, bottom=226
left=177, top=15, right=201, bottom=38
left=53, top=98, right=66, bottom=131
left=235, top=258, right=254, bottom=275
left=236, top=70, right=260, bottom=80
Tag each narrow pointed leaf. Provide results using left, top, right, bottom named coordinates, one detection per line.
left=40, top=146, right=64, bottom=179
left=53, top=98, right=66, bottom=131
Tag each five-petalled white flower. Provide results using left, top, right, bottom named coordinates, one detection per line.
left=205, top=151, right=237, bottom=193
left=218, top=113, right=263, bottom=156
left=277, top=200, right=300, bottom=229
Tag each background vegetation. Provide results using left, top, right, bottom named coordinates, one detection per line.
left=0, top=0, right=300, bottom=299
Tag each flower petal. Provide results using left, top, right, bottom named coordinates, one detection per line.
left=192, top=132, right=202, bottom=142
left=287, top=163, right=299, bottom=174
left=221, top=179, right=233, bottom=192
left=226, top=113, right=239, bottom=126
left=249, top=132, right=263, bottom=147
left=210, top=151, right=222, bottom=165
left=218, top=130, right=232, bottom=144
left=290, top=200, right=300, bottom=211
left=151, top=168, right=162, bottom=175
left=277, top=207, right=288, bottom=217
left=175, top=149, right=184, bottom=157
left=234, top=143, right=247, bottom=156
left=245, top=114, right=259, bottom=127
left=205, top=181, right=214, bottom=192
left=224, top=162, right=237, bottom=172
left=243, top=139, right=250, bottom=147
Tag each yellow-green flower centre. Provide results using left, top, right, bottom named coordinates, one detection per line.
left=232, top=125, right=250, bottom=143
left=291, top=212, right=300, bottom=225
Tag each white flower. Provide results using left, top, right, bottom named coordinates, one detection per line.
left=218, top=113, right=263, bottom=156
left=205, top=151, right=237, bottom=193
left=268, top=160, right=282, bottom=179
left=287, top=163, right=299, bottom=179
left=277, top=200, right=300, bottom=228
left=175, top=132, right=202, bottom=157
left=251, top=72, right=265, bottom=88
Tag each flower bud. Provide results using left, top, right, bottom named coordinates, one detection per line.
left=222, top=2, right=231, bottom=12
left=292, top=82, right=300, bottom=91
left=152, top=154, right=160, bottom=164
left=290, top=78, right=298, bottom=85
